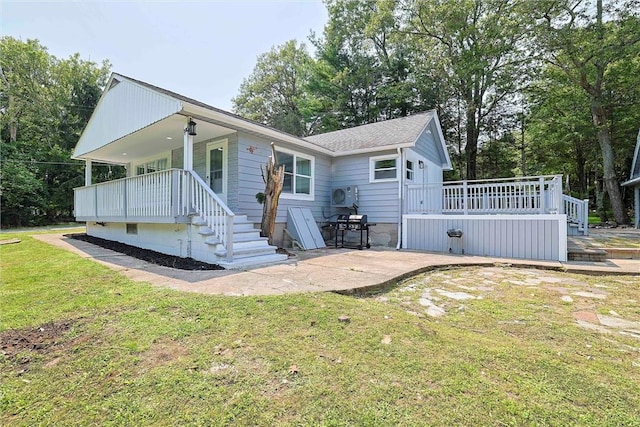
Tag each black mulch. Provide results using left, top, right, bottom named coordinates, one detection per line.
left=65, top=233, right=224, bottom=270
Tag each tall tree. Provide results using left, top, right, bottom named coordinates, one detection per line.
left=0, top=37, right=110, bottom=227
left=532, top=0, right=640, bottom=224
left=404, top=0, right=533, bottom=179
left=232, top=40, right=316, bottom=136
left=310, top=0, right=437, bottom=132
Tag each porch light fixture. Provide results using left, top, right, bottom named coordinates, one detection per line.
left=418, top=160, right=425, bottom=169
left=186, top=118, right=197, bottom=136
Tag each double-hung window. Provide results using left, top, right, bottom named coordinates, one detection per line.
left=370, top=154, right=399, bottom=182
left=406, top=160, right=415, bottom=181
left=134, top=154, right=170, bottom=175
left=277, top=148, right=314, bottom=200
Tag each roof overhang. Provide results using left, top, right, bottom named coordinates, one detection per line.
left=72, top=73, right=334, bottom=164
left=74, top=113, right=238, bottom=164
left=181, top=103, right=334, bottom=156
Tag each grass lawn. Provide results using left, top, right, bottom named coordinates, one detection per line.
left=1, top=233, right=640, bottom=426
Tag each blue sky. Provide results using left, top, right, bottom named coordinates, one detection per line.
left=1, top=0, right=328, bottom=110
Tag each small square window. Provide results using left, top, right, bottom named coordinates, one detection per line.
left=126, top=223, right=138, bottom=235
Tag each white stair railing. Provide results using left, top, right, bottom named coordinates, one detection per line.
left=185, top=170, right=235, bottom=261
left=562, top=194, right=589, bottom=235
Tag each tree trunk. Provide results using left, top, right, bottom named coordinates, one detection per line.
left=574, top=141, right=586, bottom=197
left=590, top=102, right=628, bottom=224
left=260, top=143, right=285, bottom=245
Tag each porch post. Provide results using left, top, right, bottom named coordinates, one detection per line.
left=183, top=120, right=194, bottom=172
left=85, top=160, right=92, bottom=186
left=539, top=177, right=546, bottom=214
left=462, top=181, right=468, bottom=214
left=635, top=186, right=640, bottom=228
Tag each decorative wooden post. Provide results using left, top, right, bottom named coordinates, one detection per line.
left=260, top=143, right=284, bottom=245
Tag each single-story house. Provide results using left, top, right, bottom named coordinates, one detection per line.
left=73, top=73, right=584, bottom=268
left=622, top=130, right=640, bottom=228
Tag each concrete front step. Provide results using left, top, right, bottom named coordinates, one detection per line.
left=217, top=253, right=289, bottom=270
left=567, top=248, right=607, bottom=262
left=192, top=214, right=285, bottom=268
left=214, top=244, right=280, bottom=259
left=603, top=247, right=640, bottom=260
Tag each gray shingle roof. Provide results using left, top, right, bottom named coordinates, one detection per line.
left=303, top=111, right=435, bottom=152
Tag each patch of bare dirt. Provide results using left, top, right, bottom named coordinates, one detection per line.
left=1, top=320, right=75, bottom=358
left=66, top=233, right=224, bottom=270
left=139, top=339, right=189, bottom=370
left=1, top=319, right=77, bottom=374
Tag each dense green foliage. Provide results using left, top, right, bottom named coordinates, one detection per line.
left=0, top=37, right=111, bottom=227
left=233, top=0, right=640, bottom=220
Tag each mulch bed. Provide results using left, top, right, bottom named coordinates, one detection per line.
left=66, top=233, right=224, bottom=271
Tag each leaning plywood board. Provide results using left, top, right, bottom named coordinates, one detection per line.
left=286, top=207, right=327, bottom=250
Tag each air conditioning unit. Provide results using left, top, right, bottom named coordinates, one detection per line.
left=331, top=185, right=358, bottom=207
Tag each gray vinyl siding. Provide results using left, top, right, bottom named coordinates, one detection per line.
left=412, top=122, right=446, bottom=167
left=227, top=134, right=239, bottom=212
left=171, top=147, right=183, bottom=168
left=236, top=133, right=332, bottom=224
left=193, top=139, right=207, bottom=182
left=331, top=152, right=399, bottom=223
left=403, top=215, right=566, bottom=261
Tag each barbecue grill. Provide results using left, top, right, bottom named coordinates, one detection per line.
left=447, top=228, right=464, bottom=254
left=334, top=214, right=374, bottom=249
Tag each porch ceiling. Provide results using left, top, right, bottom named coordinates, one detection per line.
left=80, top=114, right=235, bottom=164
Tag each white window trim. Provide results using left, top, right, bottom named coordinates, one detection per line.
left=406, top=159, right=415, bottom=182
left=369, top=154, right=399, bottom=183
left=132, top=151, right=172, bottom=176
left=277, top=147, right=315, bottom=201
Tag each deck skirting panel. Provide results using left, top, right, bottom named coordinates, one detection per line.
left=402, top=214, right=567, bottom=262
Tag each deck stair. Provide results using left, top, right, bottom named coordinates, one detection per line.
left=567, top=231, right=640, bottom=261
left=191, top=214, right=288, bottom=269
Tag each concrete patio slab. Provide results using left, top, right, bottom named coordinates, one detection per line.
left=33, top=233, right=640, bottom=297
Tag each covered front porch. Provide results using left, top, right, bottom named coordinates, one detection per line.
left=71, top=74, right=289, bottom=268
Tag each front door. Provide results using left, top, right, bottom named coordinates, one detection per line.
left=206, top=139, right=227, bottom=203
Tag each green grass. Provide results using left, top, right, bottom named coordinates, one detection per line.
left=2, top=232, right=640, bottom=426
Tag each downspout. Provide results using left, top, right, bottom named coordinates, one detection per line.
left=396, top=147, right=403, bottom=250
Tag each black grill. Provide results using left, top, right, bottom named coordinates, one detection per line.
left=333, top=214, right=374, bottom=249
left=336, top=214, right=368, bottom=230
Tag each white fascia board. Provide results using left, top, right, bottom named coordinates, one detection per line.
left=332, top=143, right=414, bottom=157
left=431, top=110, right=453, bottom=170
left=181, top=103, right=335, bottom=156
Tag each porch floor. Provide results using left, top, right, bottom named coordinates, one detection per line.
left=35, top=233, right=639, bottom=296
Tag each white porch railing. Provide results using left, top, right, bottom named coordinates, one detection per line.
left=562, top=194, right=589, bottom=235
left=406, top=175, right=563, bottom=215
left=74, top=168, right=234, bottom=260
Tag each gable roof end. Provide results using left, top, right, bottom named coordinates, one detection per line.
left=73, top=73, right=183, bottom=159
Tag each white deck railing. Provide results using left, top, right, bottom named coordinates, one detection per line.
left=406, top=175, right=564, bottom=215
left=74, top=169, right=234, bottom=260
left=562, top=194, right=589, bottom=235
